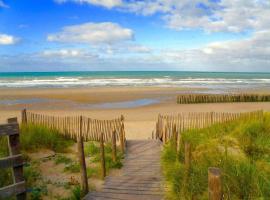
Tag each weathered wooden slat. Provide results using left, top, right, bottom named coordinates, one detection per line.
left=84, top=140, right=163, bottom=200
left=0, top=123, right=19, bottom=136
left=0, top=154, right=23, bottom=169
left=86, top=192, right=162, bottom=200
left=0, top=181, right=26, bottom=198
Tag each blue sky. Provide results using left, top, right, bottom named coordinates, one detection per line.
left=0, top=0, right=270, bottom=72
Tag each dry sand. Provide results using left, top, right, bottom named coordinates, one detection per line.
left=1, top=87, right=270, bottom=139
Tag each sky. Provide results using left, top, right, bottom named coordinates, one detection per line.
left=0, top=0, right=270, bottom=72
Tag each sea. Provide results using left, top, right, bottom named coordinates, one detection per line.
left=0, top=71, right=270, bottom=90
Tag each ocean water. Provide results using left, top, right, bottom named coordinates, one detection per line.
left=0, top=71, right=270, bottom=89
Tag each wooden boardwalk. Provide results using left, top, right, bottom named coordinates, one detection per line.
left=84, top=140, right=164, bottom=200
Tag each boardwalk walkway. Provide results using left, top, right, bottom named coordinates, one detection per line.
left=84, top=140, right=164, bottom=200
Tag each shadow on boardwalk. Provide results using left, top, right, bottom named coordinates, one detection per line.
left=84, top=140, right=164, bottom=200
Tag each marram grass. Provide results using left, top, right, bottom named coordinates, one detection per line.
left=162, top=113, right=270, bottom=200
left=20, top=123, right=74, bottom=152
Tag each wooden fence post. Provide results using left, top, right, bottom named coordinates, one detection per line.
left=7, top=118, right=26, bottom=200
left=77, top=116, right=88, bottom=196
left=100, top=132, right=106, bottom=179
left=208, top=167, right=222, bottom=200
left=184, top=142, right=191, bottom=171
left=112, top=130, right=117, bottom=162
left=120, top=115, right=125, bottom=154
left=172, top=124, right=178, bottom=152
left=21, top=109, right=27, bottom=124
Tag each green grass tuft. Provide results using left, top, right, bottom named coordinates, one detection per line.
left=162, top=113, right=270, bottom=199
left=55, top=155, right=73, bottom=165
left=20, top=123, right=74, bottom=152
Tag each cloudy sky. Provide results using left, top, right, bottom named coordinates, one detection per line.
left=0, top=0, right=270, bottom=72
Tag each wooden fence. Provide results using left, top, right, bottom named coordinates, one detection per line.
left=0, top=118, right=26, bottom=200
left=22, top=109, right=125, bottom=143
left=177, top=94, right=270, bottom=104
left=156, top=110, right=263, bottom=143
left=22, top=110, right=126, bottom=196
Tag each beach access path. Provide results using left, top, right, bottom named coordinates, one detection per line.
left=84, top=140, right=164, bottom=200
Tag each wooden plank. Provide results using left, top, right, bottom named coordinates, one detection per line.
left=0, top=123, right=19, bottom=136
left=85, top=140, right=163, bottom=200
left=85, top=192, right=162, bottom=200
left=7, top=118, right=26, bottom=200
left=0, top=154, right=23, bottom=169
left=0, top=181, right=26, bottom=198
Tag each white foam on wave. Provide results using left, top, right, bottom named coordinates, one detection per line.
left=0, top=77, right=270, bottom=88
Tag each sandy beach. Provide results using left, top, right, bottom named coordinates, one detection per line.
left=1, top=87, right=270, bottom=139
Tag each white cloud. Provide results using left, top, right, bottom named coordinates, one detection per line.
left=0, top=0, right=8, bottom=8
left=54, top=0, right=122, bottom=9
left=47, top=22, right=133, bottom=44
left=2, top=30, right=270, bottom=71
left=0, top=34, right=19, bottom=45
left=201, top=30, right=270, bottom=61
left=121, top=0, right=270, bottom=33
left=41, top=49, right=98, bottom=59
left=151, top=30, right=270, bottom=71
left=41, top=30, right=270, bottom=71
left=55, top=0, right=270, bottom=33
left=137, top=0, right=270, bottom=33
left=102, top=44, right=152, bottom=55
left=127, top=45, right=151, bottom=53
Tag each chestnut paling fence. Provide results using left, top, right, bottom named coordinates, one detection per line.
left=177, top=94, right=270, bottom=104
left=155, top=110, right=263, bottom=143
left=21, top=109, right=126, bottom=196
left=22, top=109, right=125, bottom=143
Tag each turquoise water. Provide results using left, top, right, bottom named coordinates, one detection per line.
left=0, top=71, right=269, bottom=89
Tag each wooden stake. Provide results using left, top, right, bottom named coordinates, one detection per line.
left=208, top=167, right=222, bottom=200
left=120, top=115, right=126, bottom=149
left=120, top=117, right=125, bottom=154
left=77, top=136, right=88, bottom=195
left=184, top=142, right=191, bottom=171
left=112, top=130, right=117, bottom=162
left=77, top=116, right=88, bottom=196
left=173, top=124, right=178, bottom=152
left=21, top=109, right=27, bottom=124
left=100, top=132, right=106, bottom=179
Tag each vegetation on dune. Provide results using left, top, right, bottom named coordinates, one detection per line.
left=84, top=141, right=123, bottom=178
left=0, top=123, right=123, bottom=199
left=162, top=113, right=270, bottom=200
left=20, top=123, right=74, bottom=152
left=0, top=137, right=13, bottom=189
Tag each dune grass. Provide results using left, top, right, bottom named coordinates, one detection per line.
left=84, top=141, right=123, bottom=179
left=0, top=123, right=74, bottom=199
left=162, top=113, right=270, bottom=199
left=0, top=123, right=123, bottom=200
left=20, top=123, right=74, bottom=152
